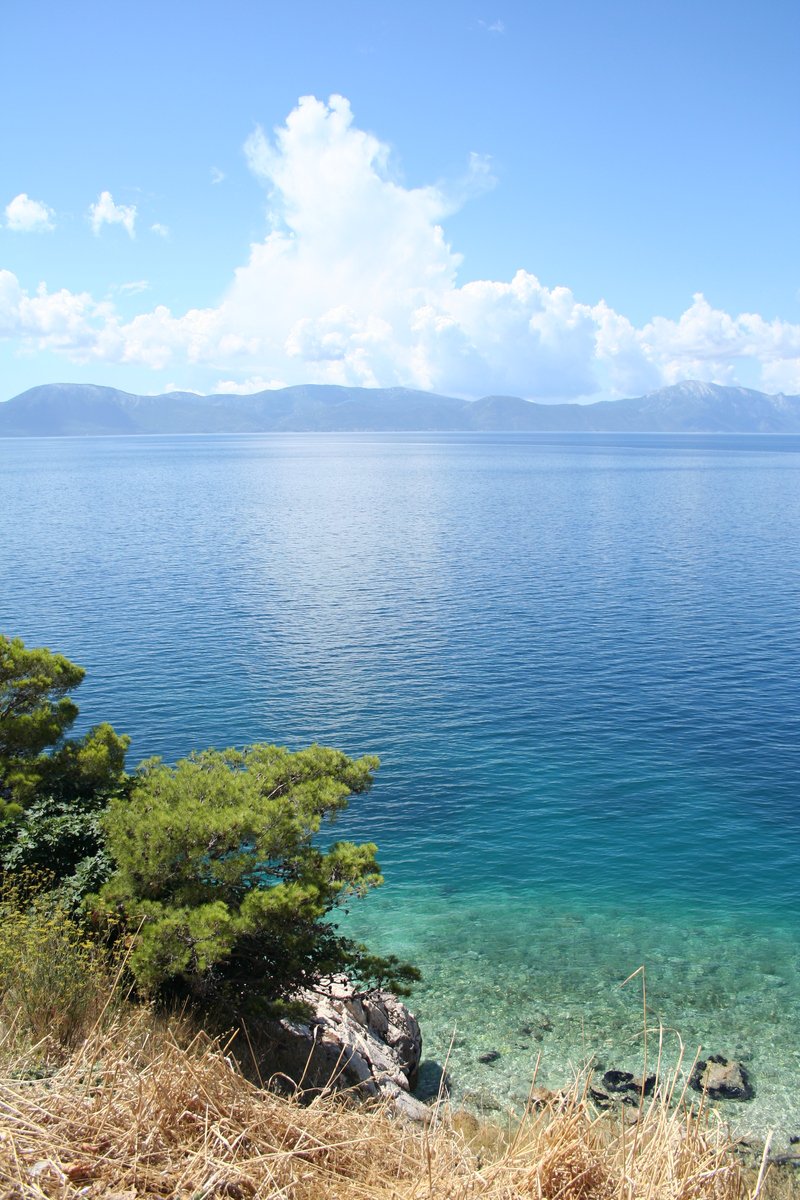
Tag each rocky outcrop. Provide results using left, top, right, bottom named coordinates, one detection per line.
left=261, top=977, right=428, bottom=1122
left=689, top=1056, right=755, bottom=1101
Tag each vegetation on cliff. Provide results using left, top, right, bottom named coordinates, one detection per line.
left=0, top=633, right=416, bottom=1020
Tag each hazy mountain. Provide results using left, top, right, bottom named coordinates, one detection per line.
left=1, top=379, right=799, bottom=436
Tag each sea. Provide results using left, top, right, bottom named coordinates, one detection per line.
left=2, top=431, right=799, bottom=1140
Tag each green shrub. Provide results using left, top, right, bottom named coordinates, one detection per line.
left=0, top=635, right=130, bottom=906
left=0, top=875, right=118, bottom=1049
left=98, top=743, right=419, bottom=1018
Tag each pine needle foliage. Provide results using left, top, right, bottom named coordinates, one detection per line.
left=0, top=634, right=129, bottom=905
left=97, top=743, right=419, bottom=1016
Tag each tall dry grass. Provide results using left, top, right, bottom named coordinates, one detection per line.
left=0, top=903, right=780, bottom=1200
left=0, top=1005, right=760, bottom=1200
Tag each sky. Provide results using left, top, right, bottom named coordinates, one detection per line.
left=1, top=0, right=798, bottom=403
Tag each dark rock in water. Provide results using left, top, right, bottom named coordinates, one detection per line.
left=603, top=1069, right=636, bottom=1092
left=589, top=1068, right=659, bottom=1112
left=600, top=1069, right=656, bottom=1099
left=768, top=1154, right=800, bottom=1168
left=478, top=1049, right=501, bottom=1064
left=689, top=1056, right=754, bottom=1101
left=415, top=1059, right=451, bottom=1102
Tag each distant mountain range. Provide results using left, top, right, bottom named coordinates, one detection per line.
left=1, top=379, right=800, bottom=436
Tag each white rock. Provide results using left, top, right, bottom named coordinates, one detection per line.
left=265, top=978, right=425, bottom=1120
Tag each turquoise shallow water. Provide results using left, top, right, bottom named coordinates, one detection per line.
left=1, top=432, right=799, bottom=1139
left=341, top=887, right=800, bottom=1140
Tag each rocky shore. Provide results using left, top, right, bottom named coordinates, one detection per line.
left=261, top=976, right=428, bottom=1122
left=257, top=980, right=800, bottom=1173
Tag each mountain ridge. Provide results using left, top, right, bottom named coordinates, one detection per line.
left=1, top=380, right=799, bottom=435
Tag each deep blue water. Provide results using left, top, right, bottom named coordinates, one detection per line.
left=2, top=432, right=799, bottom=1134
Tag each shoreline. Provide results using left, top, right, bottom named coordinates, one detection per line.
left=339, top=888, right=800, bottom=1147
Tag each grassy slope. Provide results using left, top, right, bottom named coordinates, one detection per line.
left=0, top=1005, right=764, bottom=1200
left=0, top=888, right=782, bottom=1200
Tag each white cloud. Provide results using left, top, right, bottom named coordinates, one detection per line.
left=89, top=191, right=137, bottom=237
left=5, top=193, right=55, bottom=232
left=151, top=222, right=169, bottom=238
left=211, top=167, right=225, bottom=185
left=1, top=96, right=799, bottom=400
left=114, top=280, right=150, bottom=295
left=215, top=375, right=287, bottom=393
left=0, top=269, right=111, bottom=348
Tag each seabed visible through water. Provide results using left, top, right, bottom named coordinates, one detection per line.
left=342, top=885, right=800, bottom=1144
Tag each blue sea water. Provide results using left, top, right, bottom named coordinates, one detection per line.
left=2, top=432, right=799, bottom=1138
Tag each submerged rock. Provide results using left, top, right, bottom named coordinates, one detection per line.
left=603, top=1069, right=636, bottom=1092
left=689, top=1056, right=755, bottom=1102
left=590, top=1069, right=656, bottom=1109
left=589, top=1085, right=613, bottom=1108
left=260, top=976, right=428, bottom=1121
left=603, top=1069, right=656, bottom=1097
left=462, top=1087, right=502, bottom=1111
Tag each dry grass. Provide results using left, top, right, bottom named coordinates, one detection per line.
left=0, top=1006, right=760, bottom=1200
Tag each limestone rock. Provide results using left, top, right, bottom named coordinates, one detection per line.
left=259, top=977, right=427, bottom=1121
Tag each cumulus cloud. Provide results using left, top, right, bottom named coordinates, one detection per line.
left=150, top=222, right=170, bottom=238
left=1, top=95, right=799, bottom=399
left=89, top=191, right=137, bottom=237
left=0, top=269, right=111, bottom=347
left=5, top=193, right=55, bottom=232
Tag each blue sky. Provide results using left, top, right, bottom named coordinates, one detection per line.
left=1, top=0, right=798, bottom=402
